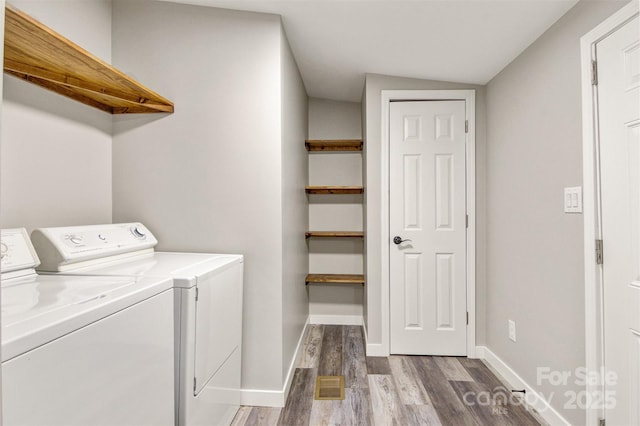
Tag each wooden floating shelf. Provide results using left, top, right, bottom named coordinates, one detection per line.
left=305, top=274, right=365, bottom=286
left=305, top=140, right=363, bottom=152
left=305, top=186, right=364, bottom=195
left=305, top=231, right=364, bottom=239
left=4, top=4, right=174, bottom=114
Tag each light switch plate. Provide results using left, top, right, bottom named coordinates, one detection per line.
left=564, top=187, right=582, bottom=213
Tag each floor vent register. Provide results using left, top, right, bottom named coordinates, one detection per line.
left=314, top=376, right=345, bottom=400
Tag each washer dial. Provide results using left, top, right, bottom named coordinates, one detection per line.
left=131, top=226, right=146, bottom=240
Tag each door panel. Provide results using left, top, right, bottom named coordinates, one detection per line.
left=403, top=252, right=422, bottom=329
left=597, top=14, right=640, bottom=426
left=436, top=253, right=455, bottom=330
left=390, top=100, right=467, bottom=355
left=435, top=154, right=454, bottom=229
left=404, top=155, right=422, bottom=229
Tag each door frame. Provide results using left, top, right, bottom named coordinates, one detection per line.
left=380, top=89, right=476, bottom=357
left=581, top=3, right=639, bottom=426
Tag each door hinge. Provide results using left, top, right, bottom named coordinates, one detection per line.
left=466, top=214, right=469, bottom=228
left=466, top=312, right=469, bottom=325
left=591, top=60, right=598, bottom=86
left=465, top=120, right=469, bottom=133
left=195, top=287, right=199, bottom=301
left=193, top=378, right=197, bottom=392
left=596, top=239, right=604, bottom=265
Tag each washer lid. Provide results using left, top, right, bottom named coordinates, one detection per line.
left=42, top=252, right=243, bottom=289
left=1, top=274, right=173, bottom=362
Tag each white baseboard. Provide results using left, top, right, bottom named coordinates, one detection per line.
left=365, top=342, right=387, bottom=357
left=282, top=316, right=310, bottom=402
left=240, top=317, right=310, bottom=407
left=362, top=321, right=390, bottom=357
left=476, top=346, right=570, bottom=426
left=239, top=388, right=286, bottom=407
left=309, top=314, right=362, bottom=325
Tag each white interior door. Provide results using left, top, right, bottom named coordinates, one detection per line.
left=597, top=14, right=640, bottom=426
left=389, top=100, right=467, bottom=355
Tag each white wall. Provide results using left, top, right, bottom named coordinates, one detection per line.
left=307, top=98, right=364, bottom=321
left=280, top=26, right=309, bottom=384
left=1, top=0, right=113, bottom=231
left=111, top=0, right=307, bottom=397
left=362, top=74, right=488, bottom=349
left=484, top=1, right=628, bottom=424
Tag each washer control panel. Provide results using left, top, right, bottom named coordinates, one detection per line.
left=1, top=228, right=40, bottom=273
left=31, top=223, right=158, bottom=271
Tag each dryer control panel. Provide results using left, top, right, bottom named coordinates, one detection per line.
left=31, top=223, right=158, bottom=272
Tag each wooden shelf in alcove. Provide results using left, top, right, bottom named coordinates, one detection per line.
left=3, top=4, right=174, bottom=114
left=305, top=140, right=363, bottom=152
left=305, top=274, right=365, bottom=286
left=305, top=186, right=364, bottom=195
left=305, top=231, right=364, bottom=239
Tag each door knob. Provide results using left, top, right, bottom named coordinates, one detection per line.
left=393, top=236, right=412, bottom=245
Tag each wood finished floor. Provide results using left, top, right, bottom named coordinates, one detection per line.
left=231, top=325, right=541, bottom=426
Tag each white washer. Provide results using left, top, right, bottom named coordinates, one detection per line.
left=31, top=223, right=244, bottom=426
left=1, top=228, right=174, bottom=426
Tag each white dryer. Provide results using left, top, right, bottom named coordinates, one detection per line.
left=1, top=228, right=175, bottom=425
left=31, top=223, right=244, bottom=426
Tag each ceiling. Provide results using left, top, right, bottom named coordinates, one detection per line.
left=161, top=0, right=578, bottom=102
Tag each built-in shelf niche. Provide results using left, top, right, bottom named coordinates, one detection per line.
left=306, top=139, right=365, bottom=287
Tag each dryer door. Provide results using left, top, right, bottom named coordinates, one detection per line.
left=193, top=263, right=243, bottom=395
